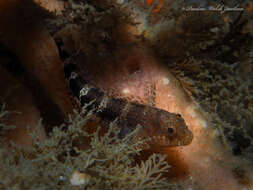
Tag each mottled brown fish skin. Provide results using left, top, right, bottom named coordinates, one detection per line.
left=66, top=65, right=193, bottom=148
left=118, top=102, right=194, bottom=147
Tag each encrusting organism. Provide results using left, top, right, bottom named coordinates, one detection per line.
left=0, top=103, right=178, bottom=190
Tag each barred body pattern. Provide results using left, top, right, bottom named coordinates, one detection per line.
left=65, top=64, right=193, bottom=148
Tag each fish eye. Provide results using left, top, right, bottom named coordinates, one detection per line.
left=167, top=127, right=174, bottom=134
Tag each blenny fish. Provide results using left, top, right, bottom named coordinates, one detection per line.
left=64, top=63, right=193, bottom=148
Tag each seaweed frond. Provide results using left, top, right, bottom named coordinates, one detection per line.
left=0, top=102, right=16, bottom=136
left=0, top=103, right=176, bottom=190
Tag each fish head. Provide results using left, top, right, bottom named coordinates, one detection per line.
left=148, top=110, right=193, bottom=147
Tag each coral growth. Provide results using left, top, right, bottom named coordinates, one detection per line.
left=0, top=66, right=46, bottom=146
left=1, top=0, right=253, bottom=189
left=49, top=1, right=253, bottom=189
left=0, top=105, right=176, bottom=190
left=0, top=0, right=73, bottom=123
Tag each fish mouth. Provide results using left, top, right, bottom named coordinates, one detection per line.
left=181, top=130, right=194, bottom=146
left=146, top=135, right=173, bottom=147
left=146, top=131, right=194, bottom=147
